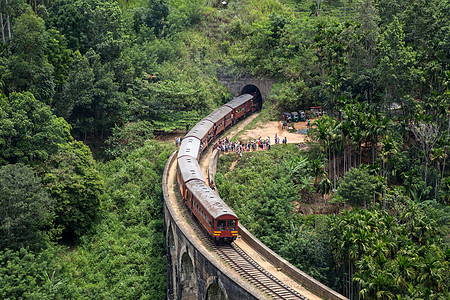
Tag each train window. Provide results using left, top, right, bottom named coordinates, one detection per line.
left=217, top=220, right=226, bottom=231
left=227, top=220, right=236, bottom=231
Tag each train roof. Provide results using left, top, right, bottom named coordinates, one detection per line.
left=186, top=180, right=238, bottom=220
left=224, top=94, right=253, bottom=109
left=203, top=106, right=232, bottom=124
left=177, top=137, right=201, bottom=159
left=185, top=119, right=213, bottom=141
left=177, top=156, right=205, bottom=183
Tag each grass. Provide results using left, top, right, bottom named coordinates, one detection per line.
left=231, top=102, right=280, bottom=142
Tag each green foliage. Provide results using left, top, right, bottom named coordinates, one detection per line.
left=167, top=0, right=206, bottom=32
left=337, top=165, right=378, bottom=207
left=0, top=164, right=54, bottom=250
left=49, top=0, right=124, bottom=57
left=105, top=120, right=155, bottom=158
left=54, top=50, right=94, bottom=120
left=0, top=247, right=70, bottom=299
left=0, top=0, right=448, bottom=298
left=329, top=205, right=449, bottom=299
left=58, top=140, right=174, bottom=299
left=270, top=80, right=313, bottom=111
left=6, top=8, right=55, bottom=101
left=279, top=221, right=335, bottom=284
left=142, top=0, right=169, bottom=35
left=43, top=141, right=104, bottom=240
left=0, top=92, right=72, bottom=165
left=377, top=16, right=420, bottom=107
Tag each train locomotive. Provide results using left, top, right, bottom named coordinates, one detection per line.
left=176, top=93, right=257, bottom=243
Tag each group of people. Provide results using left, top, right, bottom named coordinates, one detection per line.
left=176, top=133, right=289, bottom=156
left=213, top=135, right=289, bottom=158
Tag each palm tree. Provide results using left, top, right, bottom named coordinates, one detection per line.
left=317, top=177, right=332, bottom=223
left=392, top=253, right=416, bottom=291
left=430, top=146, right=447, bottom=198
left=310, top=157, right=325, bottom=186
left=282, top=156, right=308, bottom=183
left=417, top=246, right=449, bottom=293
left=309, top=115, right=332, bottom=174
left=329, top=119, right=342, bottom=189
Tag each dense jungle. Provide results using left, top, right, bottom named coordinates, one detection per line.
left=0, top=0, right=448, bottom=299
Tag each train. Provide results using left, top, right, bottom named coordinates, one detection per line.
left=176, top=93, right=258, bottom=243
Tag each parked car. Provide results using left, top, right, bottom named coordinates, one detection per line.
left=291, top=111, right=299, bottom=122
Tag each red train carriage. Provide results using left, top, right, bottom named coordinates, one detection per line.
left=175, top=93, right=258, bottom=244
left=185, top=180, right=238, bottom=243
left=185, top=119, right=214, bottom=152
left=176, top=156, right=205, bottom=198
left=177, top=137, right=201, bottom=160
left=225, top=94, right=254, bottom=121
left=203, top=106, right=233, bottom=139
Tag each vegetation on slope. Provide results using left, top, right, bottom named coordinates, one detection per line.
left=0, top=0, right=449, bottom=299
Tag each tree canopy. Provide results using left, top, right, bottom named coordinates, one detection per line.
left=0, top=91, right=72, bottom=165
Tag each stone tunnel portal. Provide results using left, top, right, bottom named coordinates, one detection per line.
left=241, top=84, right=262, bottom=111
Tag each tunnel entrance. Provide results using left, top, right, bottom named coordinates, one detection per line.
left=206, top=282, right=227, bottom=300
left=241, top=85, right=263, bottom=111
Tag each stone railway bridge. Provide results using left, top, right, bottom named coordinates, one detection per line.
left=163, top=80, right=347, bottom=300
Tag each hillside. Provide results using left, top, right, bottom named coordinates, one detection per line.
left=0, top=0, right=449, bottom=299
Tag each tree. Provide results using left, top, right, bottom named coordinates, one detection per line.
left=0, top=92, right=72, bottom=165
left=354, top=0, right=380, bottom=72
left=317, top=176, right=332, bottom=224
left=0, top=247, right=67, bottom=299
left=337, top=166, right=377, bottom=208
left=377, top=17, right=420, bottom=111
left=410, top=121, right=441, bottom=187
left=105, top=120, right=154, bottom=158
left=54, top=50, right=94, bottom=120
left=42, top=141, right=103, bottom=240
left=0, top=0, right=26, bottom=45
left=49, top=0, right=123, bottom=59
left=0, top=163, right=54, bottom=250
left=7, top=8, right=55, bottom=101
left=140, top=0, right=169, bottom=35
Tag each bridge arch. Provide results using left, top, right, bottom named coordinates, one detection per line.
left=179, top=249, right=198, bottom=299
left=167, top=224, right=177, bottom=299
left=168, top=224, right=176, bottom=254
left=205, top=276, right=228, bottom=300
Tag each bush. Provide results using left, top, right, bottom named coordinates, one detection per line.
left=337, top=166, right=378, bottom=207
left=0, top=164, right=54, bottom=250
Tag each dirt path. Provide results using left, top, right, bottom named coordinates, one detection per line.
left=237, top=120, right=310, bottom=144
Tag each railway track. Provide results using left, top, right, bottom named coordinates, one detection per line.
left=212, top=243, right=308, bottom=300
left=185, top=205, right=308, bottom=300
